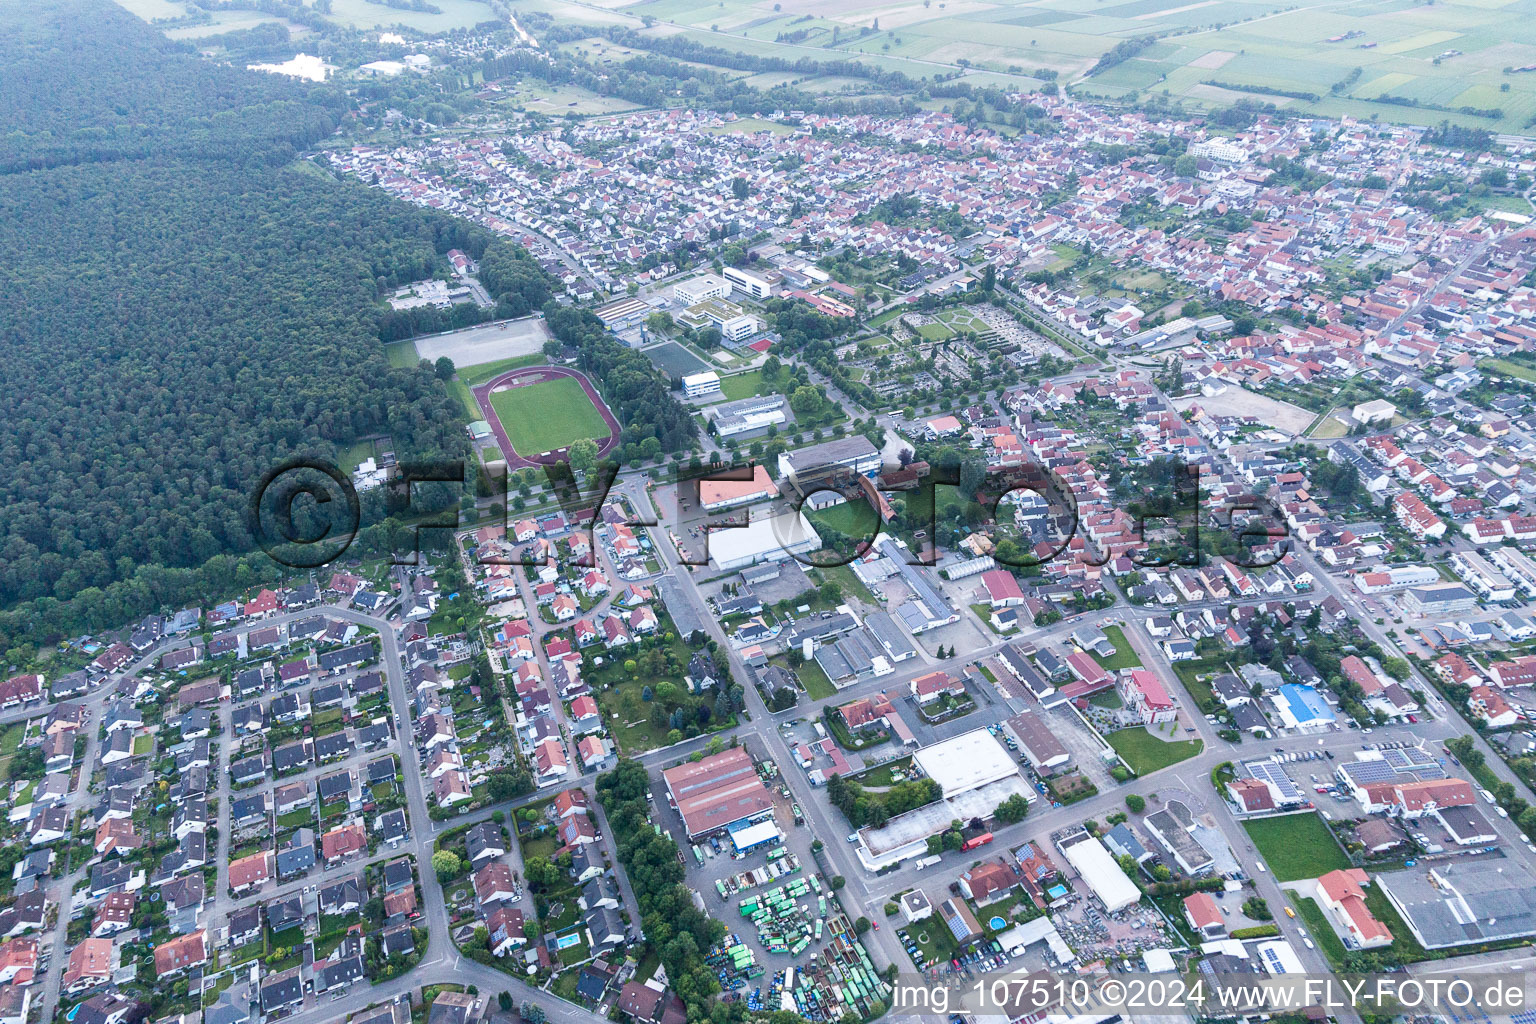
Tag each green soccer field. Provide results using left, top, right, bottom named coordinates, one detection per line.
left=488, top=377, right=610, bottom=456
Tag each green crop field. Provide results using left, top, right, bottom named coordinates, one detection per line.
left=128, top=0, right=1536, bottom=133
left=521, top=0, right=1536, bottom=133
left=1243, top=812, right=1350, bottom=882
left=488, top=377, right=609, bottom=456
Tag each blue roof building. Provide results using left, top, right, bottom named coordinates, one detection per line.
left=1275, top=684, right=1334, bottom=732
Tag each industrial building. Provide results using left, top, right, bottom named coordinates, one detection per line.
left=913, top=729, right=1023, bottom=798
left=1055, top=829, right=1140, bottom=912
left=662, top=747, right=774, bottom=840
left=1003, top=712, right=1070, bottom=773
left=869, top=537, right=958, bottom=634
left=813, top=627, right=899, bottom=689
left=853, top=730, right=1030, bottom=871
left=706, top=510, right=822, bottom=570
left=777, top=436, right=883, bottom=484
left=698, top=464, right=777, bottom=512
left=1378, top=859, right=1536, bottom=949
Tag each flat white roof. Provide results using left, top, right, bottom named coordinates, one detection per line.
left=912, top=729, right=1020, bottom=797
left=707, top=511, right=821, bottom=566
left=683, top=371, right=721, bottom=385
left=730, top=819, right=781, bottom=850
left=1058, top=832, right=1140, bottom=912
left=996, top=916, right=1074, bottom=963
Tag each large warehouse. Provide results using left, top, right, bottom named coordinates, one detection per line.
left=854, top=729, right=1032, bottom=871
left=662, top=747, right=775, bottom=841
left=1056, top=829, right=1141, bottom=912
left=1003, top=712, right=1070, bottom=773
left=707, top=510, right=822, bottom=570
left=913, top=729, right=1022, bottom=798
left=1377, top=859, right=1536, bottom=949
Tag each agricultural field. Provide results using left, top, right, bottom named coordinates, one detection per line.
left=1068, top=0, right=1536, bottom=133
left=487, top=376, right=609, bottom=455
left=526, top=0, right=1536, bottom=134
left=128, top=0, right=501, bottom=34
left=123, top=0, right=1536, bottom=133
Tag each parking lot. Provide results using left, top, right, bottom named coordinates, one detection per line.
left=645, top=737, right=844, bottom=977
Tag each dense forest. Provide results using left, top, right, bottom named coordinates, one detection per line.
left=0, top=0, right=486, bottom=646
left=0, top=1, right=342, bottom=172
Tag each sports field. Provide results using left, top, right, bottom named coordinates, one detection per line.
left=411, top=317, right=553, bottom=370
left=488, top=377, right=610, bottom=456
left=645, top=340, right=712, bottom=379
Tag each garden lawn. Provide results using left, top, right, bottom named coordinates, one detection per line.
left=719, top=369, right=774, bottom=400
left=845, top=756, right=913, bottom=788
left=1480, top=358, right=1536, bottom=385
left=1243, top=813, right=1349, bottom=882
left=797, top=660, right=837, bottom=701
left=1093, top=624, right=1143, bottom=671
left=1107, top=727, right=1201, bottom=774
left=807, top=498, right=881, bottom=540
left=488, top=377, right=608, bottom=456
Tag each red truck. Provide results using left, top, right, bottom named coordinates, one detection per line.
left=961, top=832, right=994, bottom=852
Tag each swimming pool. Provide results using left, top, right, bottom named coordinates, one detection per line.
left=1047, top=884, right=1069, bottom=899
left=988, top=916, right=1007, bottom=930
left=554, top=932, right=583, bottom=951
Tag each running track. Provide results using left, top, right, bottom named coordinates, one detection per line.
left=471, top=365, right=621, bottom=470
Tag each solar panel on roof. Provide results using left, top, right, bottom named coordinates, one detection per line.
left=1239, top=759, right=1303, bottom=800
left=1341, top=760, right=1399, bottom=784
